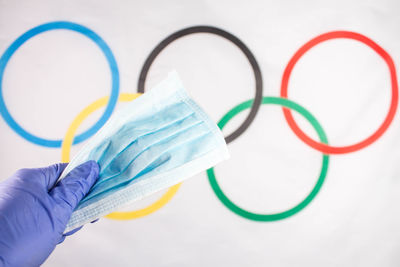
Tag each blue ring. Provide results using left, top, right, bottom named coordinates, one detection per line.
left=0, top=21, right=119, bottom=147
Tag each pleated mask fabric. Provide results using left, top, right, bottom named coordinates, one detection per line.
left=59, top=71, right=229, bottom=232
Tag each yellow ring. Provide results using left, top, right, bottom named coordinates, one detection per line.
left=61, top=93, right=182, bottom=220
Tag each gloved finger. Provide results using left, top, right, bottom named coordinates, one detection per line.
left=63, top=226, right=83, bottom=237
left=39, top=163, right=68, bottom=190
left=49, top=161, right=99, bottom=213
left=58, top=235, right=66, bottom=244
left=13, top=163, right=68, bottom=190
left=57, top=226, right=84, bottom=244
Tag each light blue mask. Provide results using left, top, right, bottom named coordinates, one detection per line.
left=59, top=71, right=229, bottom=232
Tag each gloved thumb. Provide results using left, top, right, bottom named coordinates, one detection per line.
left=49, top=160, right=99, bottom=213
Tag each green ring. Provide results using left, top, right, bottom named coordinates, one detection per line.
left=207, top=97, right=330, bottom=221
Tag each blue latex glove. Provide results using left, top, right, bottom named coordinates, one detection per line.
left=0, top=161, right=99, bottom=266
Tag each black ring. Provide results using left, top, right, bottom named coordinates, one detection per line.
left=137, top=25, right=263, bottom=144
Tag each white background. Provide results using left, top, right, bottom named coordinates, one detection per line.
left=1, top=0, right=400, bottom=266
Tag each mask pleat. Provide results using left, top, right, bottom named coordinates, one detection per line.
left=77, top=130, right=214, bottom=208
left=94, top=113, right=203, bottom=184
left=89, top=101, right=195, bottom=167
left=78, top=107, right=213, bottom=204
left=85, top=119, right=206, bottom=198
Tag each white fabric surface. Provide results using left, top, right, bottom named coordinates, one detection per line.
left=1, top=0, right=400, bottom=266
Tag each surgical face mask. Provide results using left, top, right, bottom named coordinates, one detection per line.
left=59, top=71, right=229, bottom=232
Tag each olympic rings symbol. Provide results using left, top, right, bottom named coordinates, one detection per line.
left=0, top=21, right=397, bottom=222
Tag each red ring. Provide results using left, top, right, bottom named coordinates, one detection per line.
left=280, top=31, right=398, bottom=154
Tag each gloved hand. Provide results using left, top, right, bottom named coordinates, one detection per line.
left=0, top=161, right=99, bottom=267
